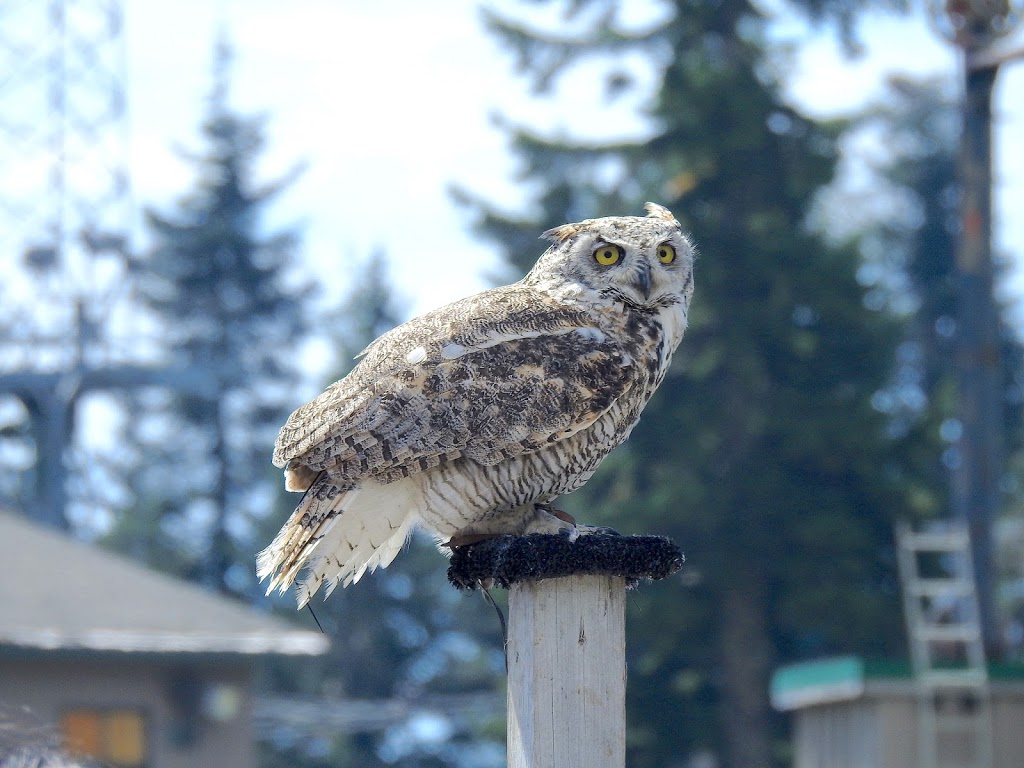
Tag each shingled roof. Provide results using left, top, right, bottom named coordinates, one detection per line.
left=0, top=511, right=328, bottom=657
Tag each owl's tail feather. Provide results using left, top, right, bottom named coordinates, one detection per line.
left=257, top=473, right=417, bottom=608
left=257, top=473, right=355, bottom=598
left=303, top=477, right=417, bottom=606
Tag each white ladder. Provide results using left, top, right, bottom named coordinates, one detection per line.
left=896, top=521, right=993, bottom=768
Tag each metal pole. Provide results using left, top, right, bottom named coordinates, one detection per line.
left=930, top=0, right=1024, bottom=660
left=952, top=57, right=1002, bottom=658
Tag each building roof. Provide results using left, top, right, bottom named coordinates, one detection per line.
left=770, top=656, right=868, bottom=711
left=771, top=655, right=1024, bottom=711
left=0, top=511, right=328, bottom=657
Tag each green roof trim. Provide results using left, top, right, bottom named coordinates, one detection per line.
left=772, top=656, right=1024, bottom=711
left=770, top=656, right=865, bottom=711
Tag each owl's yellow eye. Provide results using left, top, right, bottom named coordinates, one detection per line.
left=657, top=243, right=677, bottom=264
left=593, top=244, right=624, bottom=266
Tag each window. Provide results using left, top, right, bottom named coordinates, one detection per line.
left=61, top=708, right=147, bottom=767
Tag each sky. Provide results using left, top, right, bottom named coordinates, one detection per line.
left=0, top=0, right=1018, bottom=364
left=116, top=0, right=1023, bottom=332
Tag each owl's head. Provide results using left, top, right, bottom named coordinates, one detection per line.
left=526, top=203, right=695, bottom=313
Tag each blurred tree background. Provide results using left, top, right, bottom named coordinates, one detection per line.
left=102, top=42, right=310, bottom=594
left=457, top=1, right=1024, bottom=766
left=2, top=2, right=1023, bottom=768
left=107, top=44, right=507, bottom=768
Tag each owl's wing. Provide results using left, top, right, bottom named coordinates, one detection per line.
left=273, top=289, right=639, bottom=484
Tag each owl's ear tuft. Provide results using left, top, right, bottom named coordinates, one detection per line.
left=644, top=202, right=679, bottom=226
left=541, top=223, right=582, bottom=243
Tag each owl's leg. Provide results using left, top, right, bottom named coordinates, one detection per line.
left=535, top=502, right=621, bottom=537
left=445, top=502, right=574, bottom=548
left=522, top=503, right=620, bottom=538
left=445, top=503, right=618, bottom=548
left=520, top=503, right=580, bottom=539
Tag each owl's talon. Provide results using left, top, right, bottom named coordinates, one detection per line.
left=557, top=526, right=581, bottom=542
left=577, top=524, right=620, bottom=536
left=445, top=533, right=502, bottom=549
left=545, top=507, right=577, bottom=525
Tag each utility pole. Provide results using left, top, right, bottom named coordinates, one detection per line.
left=0, top=3, right=219, bottom=537
left=0, top=0, right=133, bottom=528
left=929, top=0, right=1024, bottom=658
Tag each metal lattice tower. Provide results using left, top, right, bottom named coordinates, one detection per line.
left=0, top=0, right=132, bottom=369
left=0, top=0, right=133, bottom=526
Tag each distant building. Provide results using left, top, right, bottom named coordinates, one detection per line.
left=772, top=656, right=1024, bottom=768
left=0, top=511, right=328, bottom=768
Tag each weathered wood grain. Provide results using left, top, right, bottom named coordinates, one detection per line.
left=507, top=575, right=626, bottom=768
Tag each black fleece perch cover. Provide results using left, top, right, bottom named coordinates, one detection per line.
left=446, top=533, right=683, bottom=590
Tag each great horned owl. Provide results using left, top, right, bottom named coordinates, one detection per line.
left=258, top=203, right=695, bottom=606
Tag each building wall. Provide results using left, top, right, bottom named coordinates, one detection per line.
left=0, top=655, right=254, bottom=768
left=871, top=686, right=917, bottom=768
left=991, top=681, right=1024, bottom=768
left=793, top=699, right=883, bottom=768
left=870, top=680, right=1024, bottom=768
left=791, top=681, right=1024, bottom=768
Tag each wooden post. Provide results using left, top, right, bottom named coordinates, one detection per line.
left=446, top=533, right=682, bottom=768
left=506, top=575, right=626, bottom=768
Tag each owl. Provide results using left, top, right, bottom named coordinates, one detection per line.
left=258, top=203, right=695, bottom=606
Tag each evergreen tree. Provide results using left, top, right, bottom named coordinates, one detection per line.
left=462, top=2, right=926, bottom=766
left=118, top=40, right=308, bottom=593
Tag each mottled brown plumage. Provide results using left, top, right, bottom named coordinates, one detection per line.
left=258, top=203, right=695, bottom=605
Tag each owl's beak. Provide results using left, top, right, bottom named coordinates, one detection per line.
left=632, top=262, right=652, bottom=301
